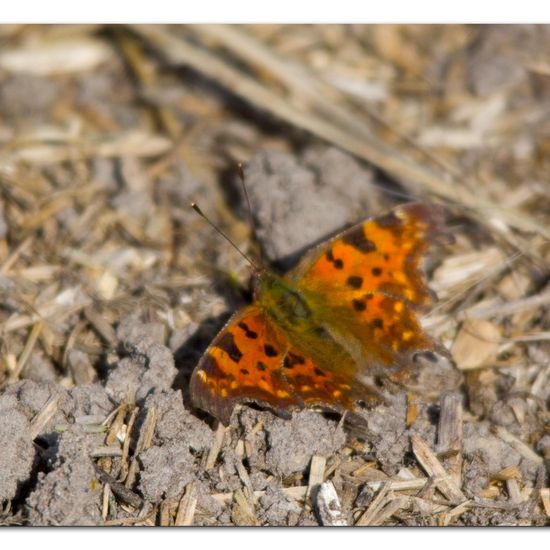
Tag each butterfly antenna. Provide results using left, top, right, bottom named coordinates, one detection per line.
left=237, top=163, right=264, bottom=264
left=190, top=202, right=260, bottom=272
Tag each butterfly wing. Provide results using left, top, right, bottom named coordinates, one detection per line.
left=190, top=305, right=382, bottom=424
left=190, top=306, right=298, bottom=425
left=288, top=202, right=452, bottom=382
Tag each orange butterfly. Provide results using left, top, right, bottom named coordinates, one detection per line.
left=190, top=203, right=453, bottom=425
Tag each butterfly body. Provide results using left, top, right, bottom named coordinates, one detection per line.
left=190, top=202, right=452, bottom=426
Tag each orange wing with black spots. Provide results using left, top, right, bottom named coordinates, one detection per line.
left=289, top=203, right=453, bottom=380
left=190, top=306, right=295, bottom=425
left=190, top=306, right=371, bottom=424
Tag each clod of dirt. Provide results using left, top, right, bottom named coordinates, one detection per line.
left=265, top=410, right=346, bottom=477
left=3, top=380, right=62, bottom=421
left=65, top=384, right=115, bottom=421
left=244, top=147, right=382, bottom=265
left=462, top=421, right=521, bottom=474
left=361, top=395, right=410, bottom=475
left=142, top=389, right=214, bottom=452
left=461, top=420, right=542, bottom=490
left=0, top=395, right=36, bottom=503
left=105, top=317, right=177, bottom=403
left=26, top=425, right=103, bottom=526
left=138, top=440, right=196, bottom=502
left=257, top=486, right=302, bottom=526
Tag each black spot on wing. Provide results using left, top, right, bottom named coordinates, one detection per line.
left=343, top=225, right=377, bottom=253
left=284, top=352, right=306, bottom=369
left=264, top=344, right=278, bottom=357
left=373, top=318, right=384, bottom=329
left=371, top=267, right=383, bottom=276
left=346, top=275, right=363, bottom=289
left=217, top=332, right=243, bottom=363
left=326, top=249, right=344, bottom=269
left=352, top=298, right=366, bottom=312
left=256, top=361, right=267, bottom=371
left=238, top=321, right=258, bottom=339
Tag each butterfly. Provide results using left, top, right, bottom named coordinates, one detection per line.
left=190, top=202, right=453, bottom=426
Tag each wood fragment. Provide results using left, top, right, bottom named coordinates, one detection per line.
left=125, top=406, right=157, bottom=489
left=406, top=392, right=418, bottom=427
left=506, top=479, right=523, bottom=504
left=540, top=488, right=550, bottom=517
left=93, top=463, right=143, bottom=509
left=231, top=489, right=259, bottom=526
left=306, top=455, right=326, bottom=502
left=119, top=406, right=139, bottom=482
left=105, top=403, right=127, bottom=446
left=159, top=500, right=173, bottom=526
left=492, top=465, right=522, bottom=482
left=411, top=435, right=466, bottom=503
left=452, top=320, right=501, bottom=370
left=102, top=483, right=111, bottom=521
left=365, top=478, right=428, bottom=493
left=175, top=481, right=198, bottom=526
left=355, top=482, right=391, bottom=526
left=436, top=393, right=463, bottom=487
left=315, top=482, right=347, bottom=526
left=438, top=499, right=472, bottom=526
left=235, top=459, right=255, bottom=505
left=371, top=496, right=411, bottom=526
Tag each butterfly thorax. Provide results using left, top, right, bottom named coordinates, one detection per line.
left=253, top=271, right=312, bottom=332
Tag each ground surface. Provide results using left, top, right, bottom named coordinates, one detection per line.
left=0, top=24, right=550, bottom=526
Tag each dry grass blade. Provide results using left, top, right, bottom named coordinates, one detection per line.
left=119, top=406, right=139, bottom=482
left=30, top=393, right=60, bottom=440
left=204, top=423, right=226, bottom=470
left=459, top=290, right=550, bottom=321
left=90, top=446, right=123, bottom=458
left=411, top=435, right=466, bottom=503
left=493, top=427, right=543, bottom=465
left=10, top=321, right=44, bottom=381
left=355, top=482, right=391, bottom=526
